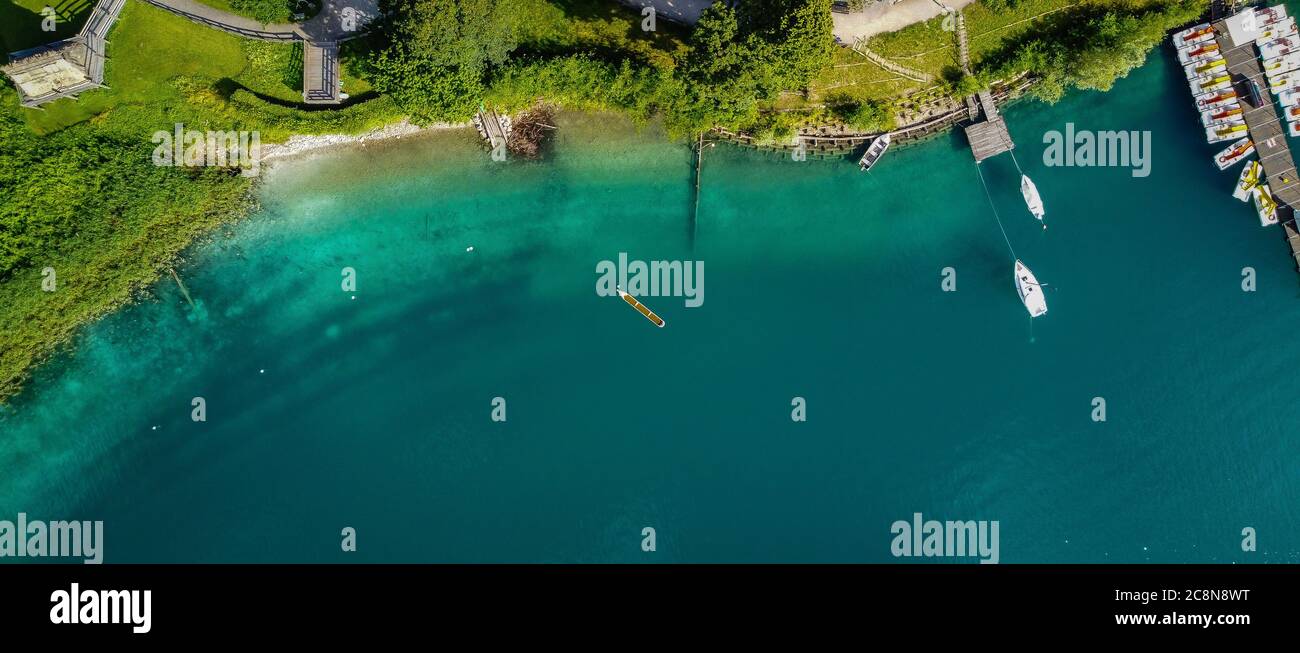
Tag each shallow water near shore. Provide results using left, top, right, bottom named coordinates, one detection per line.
left=2, top=50, right=1299, bottom=562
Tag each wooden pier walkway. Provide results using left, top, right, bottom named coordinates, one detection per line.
left=964, top=89, right=1015, bottom=162
left=1215, top=17, right=1300, bottom=217
left=303, top=41, right=340, bottom=104
left=474, top=107, right=510, bottom=150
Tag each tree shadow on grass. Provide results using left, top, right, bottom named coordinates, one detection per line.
left=1, top=1, right=83, bottom=57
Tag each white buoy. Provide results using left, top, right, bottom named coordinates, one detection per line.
left=466, top=245, right=474, bottom=252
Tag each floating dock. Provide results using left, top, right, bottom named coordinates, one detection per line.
left=1215, top=19, right=1300, bottom=219
left=1212, top=9, right=1300, bottom=271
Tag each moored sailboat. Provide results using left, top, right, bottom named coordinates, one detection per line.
left=1014, top=260, right=1048, bottom=318
left=1020, top=175, right=1045, bottom=228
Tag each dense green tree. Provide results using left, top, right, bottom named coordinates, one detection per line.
left=665, top=0, right=834, bottom=134
left=366, top=0, right=519, bottom=123
left=979, top=0, right=1203, bottom=103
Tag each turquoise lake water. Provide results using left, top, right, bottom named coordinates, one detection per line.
left=2, top=48, right=1299, bottom=562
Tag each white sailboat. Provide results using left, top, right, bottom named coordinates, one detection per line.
left=1015, top=260, right=1048, bottom=318
left=1020, top=175, right=1046, bottom=228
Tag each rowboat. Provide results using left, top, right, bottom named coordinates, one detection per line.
left=1214, top=137, right=1254, bottom=170
left=616, top=288, right=666, bottom=327
left=1290, top=121, right=1300, bottom=137
left=1234, top=160, right=1262, bottom=201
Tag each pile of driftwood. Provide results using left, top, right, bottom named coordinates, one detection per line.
left=507, top=105, right=556, bottom=159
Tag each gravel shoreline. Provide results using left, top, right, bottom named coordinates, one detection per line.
left=258, top=119, right=470, bottom=164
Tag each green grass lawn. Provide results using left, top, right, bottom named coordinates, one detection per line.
left=777, top=0, right=1092, bottom=120
left=16, top=1, right=395, bottom=137
left=514, top=0, right=688, bottom=67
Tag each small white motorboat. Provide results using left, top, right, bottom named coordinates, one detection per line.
left=1020, top=175, right=1045, bottom=228
left=1014, top=260, right=1048, bottom=318
left=858, top=133, right=891, bottom=171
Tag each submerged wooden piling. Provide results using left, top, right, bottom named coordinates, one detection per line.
left=170, top=268, right=196, bottom=309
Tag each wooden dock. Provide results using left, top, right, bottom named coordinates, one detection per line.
left=1215, top=17, right=1300, bottom=218
left=474, top=107, right=511, bottom=150
left=964, top=91, right=1015, bottom=162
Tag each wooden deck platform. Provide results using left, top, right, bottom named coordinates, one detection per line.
left=965, top=117, right=1015, bottom=162
left=963, top=89, right=1015, bottom=162
left=475, top=107, right=510, bottom=149
left=303, top=41, right=340, bottom=104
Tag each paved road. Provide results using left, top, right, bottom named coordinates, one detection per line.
left=613, top=0, right=974, bottom=42
left=143, top=0, right=378, bottom=40
left=616, top=0, right=716, bottom=25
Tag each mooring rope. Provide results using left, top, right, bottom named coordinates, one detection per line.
left=1009, top=149, right=1025, bottom=175
left=974, top=162, right=1017, bottom=261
